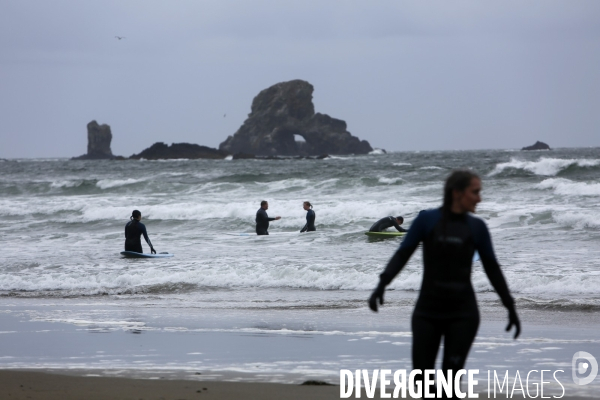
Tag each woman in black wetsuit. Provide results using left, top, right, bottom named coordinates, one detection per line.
left=300, top=201, right=316, bottom=233
left=369, top=170, right=520, bottom=395
left=124, top=210, right=156, bottom=254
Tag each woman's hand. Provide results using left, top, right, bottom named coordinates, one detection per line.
left=506, top=307, right=521, bottom=339
left=368, top=282, right=386, bottom=312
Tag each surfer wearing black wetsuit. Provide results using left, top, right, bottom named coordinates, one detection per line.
left=255, top=200, right=281, bottom=235
left=369, top=216, right=406, bottom=232
left=369, top=170, right=520, bottom=397
left=300, top=201, right=316, bottom=233
left=124, top=210, right=156, bottom=254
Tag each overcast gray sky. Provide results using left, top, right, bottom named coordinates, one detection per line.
left=1, top=1, right=599, bottom=158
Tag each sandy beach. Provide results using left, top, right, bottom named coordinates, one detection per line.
left=1, top=300, right=599, bottom=398
left=0, top=370, right=340, bottom=400
left=2, top=370, right=597, bottom=400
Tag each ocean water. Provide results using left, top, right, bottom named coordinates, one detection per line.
left=1, top=148, right=599, bottom=393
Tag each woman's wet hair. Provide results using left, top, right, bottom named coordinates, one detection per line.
left=396, top=216, right=404, bottom=223
left=131, top=210, right=141, bottom=220
left=442, top=169, right=480, bottom=214
left=440, top=169, right=479, bottom=243
left=304, top=201, right=313, bottom=209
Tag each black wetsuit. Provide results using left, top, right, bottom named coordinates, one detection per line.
left=369, top=216, right=407, bottom=232
left=377, top=208, right=514, bottom=387
left=300, top=209, right=316, bottom=232
left=124, top=219, right=153, bottom=253
left=256, top=208, right=275, bottom=235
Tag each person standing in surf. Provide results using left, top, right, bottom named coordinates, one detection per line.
left=255, top=200, right=281, bottom=235
left=369, top=170, right=520, bottom=395
left=300, top=201, right=316, bottom=233
left=125, top=210, right=156, bottom=254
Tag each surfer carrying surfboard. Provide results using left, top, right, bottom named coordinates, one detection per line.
left=368, top=170, right=520, bottom=393
left=255, top=201, right=281, bottom=235
left=125, top=210, right=156, bottom=254
left=368, top=216, right=406, bottom=233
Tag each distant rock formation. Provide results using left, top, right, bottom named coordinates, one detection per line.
left=73, top=121, right=116, bottom=160
left=522, top=141, right=551, bottom=151
left=129, top=142, right=228, bottom=160
left=219, top=80, right=373, bottom=156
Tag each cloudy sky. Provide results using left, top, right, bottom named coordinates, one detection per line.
left=1, top=1, right=599, bottom=158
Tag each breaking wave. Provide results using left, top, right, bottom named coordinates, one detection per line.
left=489, top=157, right=600, bottom=176
left=537, top=178, right=600, bottom=196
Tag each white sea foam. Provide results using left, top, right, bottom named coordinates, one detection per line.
left=0, top=263, right=379, bottom=292
left=537, top=178, right=600, bottom=196
left=17, top=158, right=65, bottom=162
left=552, top=211, right=600, bottom=229
left=254, top=178, right=311, bottom=192
left=326, top=156, right=352, bottom=160
left=0, top=194, right=426, bottom=223
left=1, top=259, right=599, bottom=297
left=50, top=180, right=82, bottom=188
left=377, top=177, right=403, bottom=184
left=37, top=318, right=147, bottom=328
left=392, top=162, right=412, bottom=167
left=96, top=178, right=146, bottom=189
left=419, top=166, right=443, bottom=170
left=368, top=149, right=386, bottom=155
left=472, top=269, right=600, bottom=296
left=490, top=157, right=600, bottom=176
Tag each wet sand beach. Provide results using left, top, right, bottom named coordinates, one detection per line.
left=0, top=370, right=340, bottom=400
left=1, top=297, right=599, bottom=398
left=1, top=370, right=597, bottom=400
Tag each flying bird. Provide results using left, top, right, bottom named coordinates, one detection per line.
left=223, top=114, right=226, bottom=118
left=115, top=36, right=126, bottom=40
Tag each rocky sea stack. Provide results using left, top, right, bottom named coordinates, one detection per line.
left=522, top=141, right=551, bottom=151
left=73, top=121, right=119, bottom=160
left=129, top=142, right=228, bottom=160
left=219, top=80, right=372, bottom=156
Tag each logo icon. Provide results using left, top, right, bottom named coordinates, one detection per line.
left=572, top=351, right=598, bottom=385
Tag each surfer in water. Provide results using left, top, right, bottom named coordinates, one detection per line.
left=125, top=210, right=156, bottom=254
left=300, top=201, right=316, bottom=232
left=255, top=201, right=281, bottom=235
left=369, top=216, right=406, bottom=232
left=368, top=170, right=520, bottom=396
